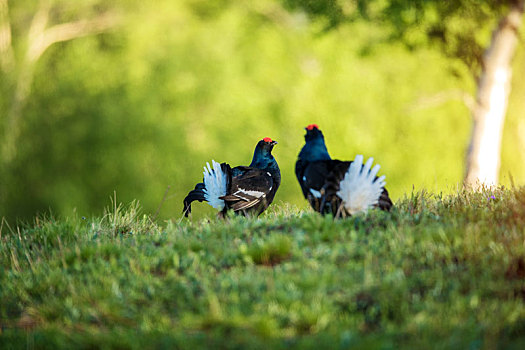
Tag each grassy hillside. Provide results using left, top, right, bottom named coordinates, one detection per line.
left=1, top=187, right=525, bottom=349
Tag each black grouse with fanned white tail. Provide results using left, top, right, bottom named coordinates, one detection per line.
left=183, top=138, right=280, bottom=217
left=295, top=124, right=392, bottom=217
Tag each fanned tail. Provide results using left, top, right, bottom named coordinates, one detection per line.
left=336, top=155, right=386, bottom=215
left=203, top=160, right=229, bottom=211
left=183, top=160, right=231, bottom=217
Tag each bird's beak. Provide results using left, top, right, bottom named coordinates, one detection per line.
left=271, top=140, right=278, bottom=146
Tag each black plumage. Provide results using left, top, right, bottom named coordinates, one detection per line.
left=295, top=124, right=392, bottom=217
left=183, top=138, right=280, bottom=217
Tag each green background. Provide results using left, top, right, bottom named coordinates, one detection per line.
left=1, top=0, right=524, bottom=221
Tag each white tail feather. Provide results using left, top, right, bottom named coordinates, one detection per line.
left=203, top=160, right=227, bottom=210
left=336, top=155, right=386, bottom=215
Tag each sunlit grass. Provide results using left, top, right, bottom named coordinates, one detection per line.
left=1, top=187, right=525, bottom=349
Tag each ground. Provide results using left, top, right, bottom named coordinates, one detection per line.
left=1, top=187, right=525, bottom=349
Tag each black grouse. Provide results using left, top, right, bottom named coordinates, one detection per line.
left=183, top=137, right=280, bottom=217
left=295, top=124, right=392, bottom=217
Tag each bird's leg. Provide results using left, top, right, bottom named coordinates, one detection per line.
left=319, top=190, right=328, bottom=213
left=315, top=197, right=321, bottom=212
left=335, top=202, right=345, bottom=219
left=182, top=207, right=191, bottom=218
left=319, top=197, right=326, bottom=212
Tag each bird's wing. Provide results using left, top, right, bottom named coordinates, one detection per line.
left=323, top=160, right=351, bottom=191
left=231, top=166, right=252, bottom=178
left=295, top=159, right=310, bottom=198
left=299, top=160, right=343, bottom=199
left=295, top=160, right=348, bottom=213
left=220, top=168, right=274, bottom=212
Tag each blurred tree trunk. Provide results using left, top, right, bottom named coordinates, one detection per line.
left=2, top=1, right=50, bottom=164
left=0, top=0, right=13, bottom=71
left=0, top=0, right=119, bottom=163
left=465, top=0, right=525, bottom=187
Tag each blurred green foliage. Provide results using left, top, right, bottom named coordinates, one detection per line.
left=0, top=0, right=524, bottom=221
left=284, top=0, right=517, bottom=76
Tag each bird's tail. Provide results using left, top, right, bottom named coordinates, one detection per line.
left=183, top=160, right=231, bottom=217
left=203, top=160, right=229, bottom=210
left=336, top=155, right=386, bottom=215
left=183, top=183, right=206, bottom=217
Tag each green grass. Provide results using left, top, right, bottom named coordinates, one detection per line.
left=1, top=187, right=525, bottom=349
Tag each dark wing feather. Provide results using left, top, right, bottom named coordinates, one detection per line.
left=231, top=165, right=251, bottom=178
left=301, top=160, right=345, bottom=213
left=377, top=188, right=393, bottom=211
left=220, top=168, right=274, bottom=215
left=296, top=160, right=336, bottom=199
left=295, top=159, right=309, bottom=198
